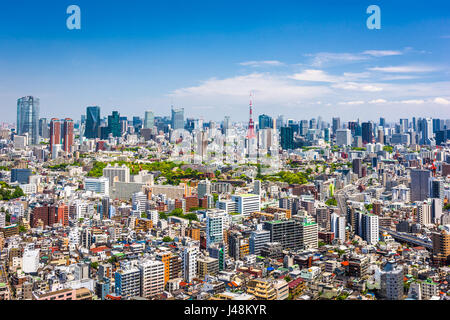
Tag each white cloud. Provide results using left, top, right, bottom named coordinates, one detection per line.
left=338, top=101, right=365, bottom=105
left=239, top=60, right=284, bottom=67
left=433, top=97, right=450, bottom=105
left=369, top=99, right=387, bottom=104
left=400, top=99, right=425, bottom=104
left=170, top=73, right=331, bottom=103
left=289, top=69, right=338, bottom=82
left=342, top=72, right=371, bottom=80
left=381, top=75, right=420, bottom=81
left=306, top=52, right=369, bottom=67
left=362, top=50, right=403, bottom=57
left=332, top=82, right=383, bottom=92
left=368, top=65, right=437, bottom=73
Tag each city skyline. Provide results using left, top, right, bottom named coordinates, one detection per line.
left=0, top=1, right=449, bottom=122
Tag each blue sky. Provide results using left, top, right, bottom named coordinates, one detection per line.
left=0, top=0, right=449, bottom=123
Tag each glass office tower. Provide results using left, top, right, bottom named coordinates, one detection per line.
left=85, top=106, right=101, bottom=139
left=17, top=96, right=40, bottom=145
left=144, top=111, right=155, bottom=129
left=171, top=107, right=184, bottom=130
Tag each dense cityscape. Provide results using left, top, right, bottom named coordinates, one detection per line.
left=0, top=95, right=449, bottom=301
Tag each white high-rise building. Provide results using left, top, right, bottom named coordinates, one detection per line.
left=147, top=210, right=159, bottom=227
left=216, top=200, right=237, bottom=214
left=84, top=177, right=110, bottom=196
left=417, top=202, right=432, bottom=226
left=139, top=259, right=165, bottom=298
left=103, top=164, right=130, bottom=187
left=363, top=213, right=379, bottom=245
left=336, top=129, right=352, bottom=146
left=206, top=211, right=227, bottom=247
left=0, top=212, right=5, bottom=228
left=331, top=213, right=346, bottom=243
left=231, top=194, right=261, bottom=215
left=68, top=227, right=80, bottom=251
left=132, top=191, right=147, bottom=213
left=182, top=242, right=199, bottom=283
left=22, top=249, right=40, bottom=274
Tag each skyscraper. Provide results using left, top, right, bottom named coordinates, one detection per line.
left=63, top=118, right=74, bottom=153
left=361, top=122, right=373, bottom=144
left=332, top=117, right=341, bottom=135
left=280, top=126, right=294, bottom=150
left=39, top=118, right=49, bottom=139
left=336, top=129, right=352, bottom=146
left=419, top=118, right=434, bottom=145
left=258, top=114, right=273, bottom=130
left=49, top=118, right=62, bottom=153
left=17, top=96, right=40, bottom=145
left=171, top=107, right=184, bottom=130
left=144, top=111, right=155, bottom=129
left=107, top=111, right=121, bottom=137
left=299, top=120, right=308, bottom=136
left=85, top=106, right=101, bottom=139
left=222, top=116, right=231, bottom=135
left=276, top=115, right=285, bottom=130
left=331, top=213, right=346, bottom=243
left=410, top=169, right=431, bottom=202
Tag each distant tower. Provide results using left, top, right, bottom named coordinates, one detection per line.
left=246, top=94, right=256, bottom=139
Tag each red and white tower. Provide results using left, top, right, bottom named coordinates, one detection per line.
left=246, top=93, right=256, bottom=139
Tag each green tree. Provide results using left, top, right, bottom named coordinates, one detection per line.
left=162, top=236, right=173, bottom=242
left=325, top=198, right=337, bottom=206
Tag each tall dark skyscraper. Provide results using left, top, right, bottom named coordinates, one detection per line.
left=108, top=111, right=121, bottom=137
left=132, top=116, right=142, bottom=131
left=332, top=117, right=341, bottom=135
left=280, top=126, right=294, bottom=150
left=379, top=117, right=386, bottom=128
left=63, top=118, right=74, bottom=153
left=39, top=118, right=49, bottom=139
left=17, top=96, right=40, bottom=145
left=361, top=122, right=373, bottom=144
left=258, top=114, right=273, bottom=130
left=410, top=169, right=431, bottom=202
left=85, top=106, right=101, bottom=139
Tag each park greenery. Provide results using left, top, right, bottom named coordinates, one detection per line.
left=46, top=162, right=83, bottom=171
left=158, top=208, right=199, bottom=221
left=87, top=160, right=210, bottom=185
left=259, top=171, right=310, bottom=185
left=0, top=182, right=25, bottom=201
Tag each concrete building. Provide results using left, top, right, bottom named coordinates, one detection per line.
left=139, top=259, right=165, bottom=299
